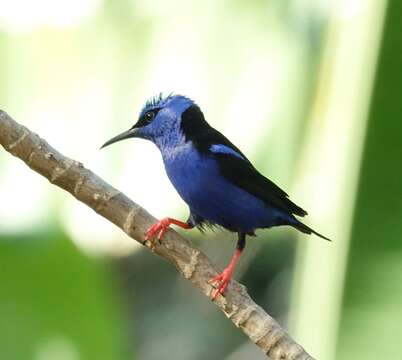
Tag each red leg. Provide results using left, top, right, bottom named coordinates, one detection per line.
left=145, top=217, right=192, bottom=242
left=208, top=249, right=243, bottom=300
left=208, top=232, right=246, bottom=300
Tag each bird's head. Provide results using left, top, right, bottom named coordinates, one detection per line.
left=101, top=94, right=200, bottom=151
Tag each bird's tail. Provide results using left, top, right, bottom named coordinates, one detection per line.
left=292, top=220, right=331, bottom=241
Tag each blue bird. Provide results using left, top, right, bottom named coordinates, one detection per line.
left=101, top=94, right=329, bottom=298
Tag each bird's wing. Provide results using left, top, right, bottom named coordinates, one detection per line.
left=205, top=130, right=307, bottom=217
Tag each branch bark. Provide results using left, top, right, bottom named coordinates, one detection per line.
left=0, top=109, right=314, bottom=360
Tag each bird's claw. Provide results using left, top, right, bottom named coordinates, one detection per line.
left=208, top=269, right=233, bottom=300
left=145, top=218, right=171, bottom=244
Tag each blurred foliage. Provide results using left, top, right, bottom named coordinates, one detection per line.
left=0, top=229, right=126, bottom=359
left=0, top=0, right=401, bottom=359
left=337, top=1, right=402, bottom=358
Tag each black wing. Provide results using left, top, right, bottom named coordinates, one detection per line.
left=180, top=104, right=307, bottom=217
left=211, top=146, right=308, bottom=217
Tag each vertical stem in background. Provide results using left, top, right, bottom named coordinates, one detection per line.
left=337, top=0, right=402, bottom=358
left=289, top=1, right=387, bottom=359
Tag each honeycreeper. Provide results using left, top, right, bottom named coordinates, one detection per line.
left=101, top=94, right=329, bottom=299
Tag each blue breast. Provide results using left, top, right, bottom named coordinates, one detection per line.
left=162, top=144, right=284, bottom=233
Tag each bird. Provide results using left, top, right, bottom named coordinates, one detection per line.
left=101, top=94, right=329, bottom=299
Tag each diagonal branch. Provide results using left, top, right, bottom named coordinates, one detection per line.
left=0, top=109, right=314, bottom=360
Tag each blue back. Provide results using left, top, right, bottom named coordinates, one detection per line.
left=163, top=142, right=284, bottom=233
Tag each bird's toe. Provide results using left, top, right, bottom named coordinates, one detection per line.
left=208, top=269, right=233, bottom=300
left=145, top=220, right=166, bottom=241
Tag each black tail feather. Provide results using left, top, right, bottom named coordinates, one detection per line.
left=292, top=221, right=331, bottom=241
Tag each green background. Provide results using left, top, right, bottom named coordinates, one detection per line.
left=1, top=0, right=401, bottom=359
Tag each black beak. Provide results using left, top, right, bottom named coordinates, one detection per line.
left=100, top=128, right=139, bottom=149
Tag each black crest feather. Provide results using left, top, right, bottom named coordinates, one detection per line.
left=142, top=93, right=173, bottom=113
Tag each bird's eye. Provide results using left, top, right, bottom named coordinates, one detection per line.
left=144, top=111, right=155, bottom=123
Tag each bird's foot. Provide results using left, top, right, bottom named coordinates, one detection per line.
left=208, top=248, right=242, bottom=300
left=145, top=217, right=191, bottom=244
left=145, top=218, right=171, bottom=243
left=208, top=268, right=234, bottom=300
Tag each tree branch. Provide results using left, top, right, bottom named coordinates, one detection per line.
left=0, top=109, right=314, bottom=360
